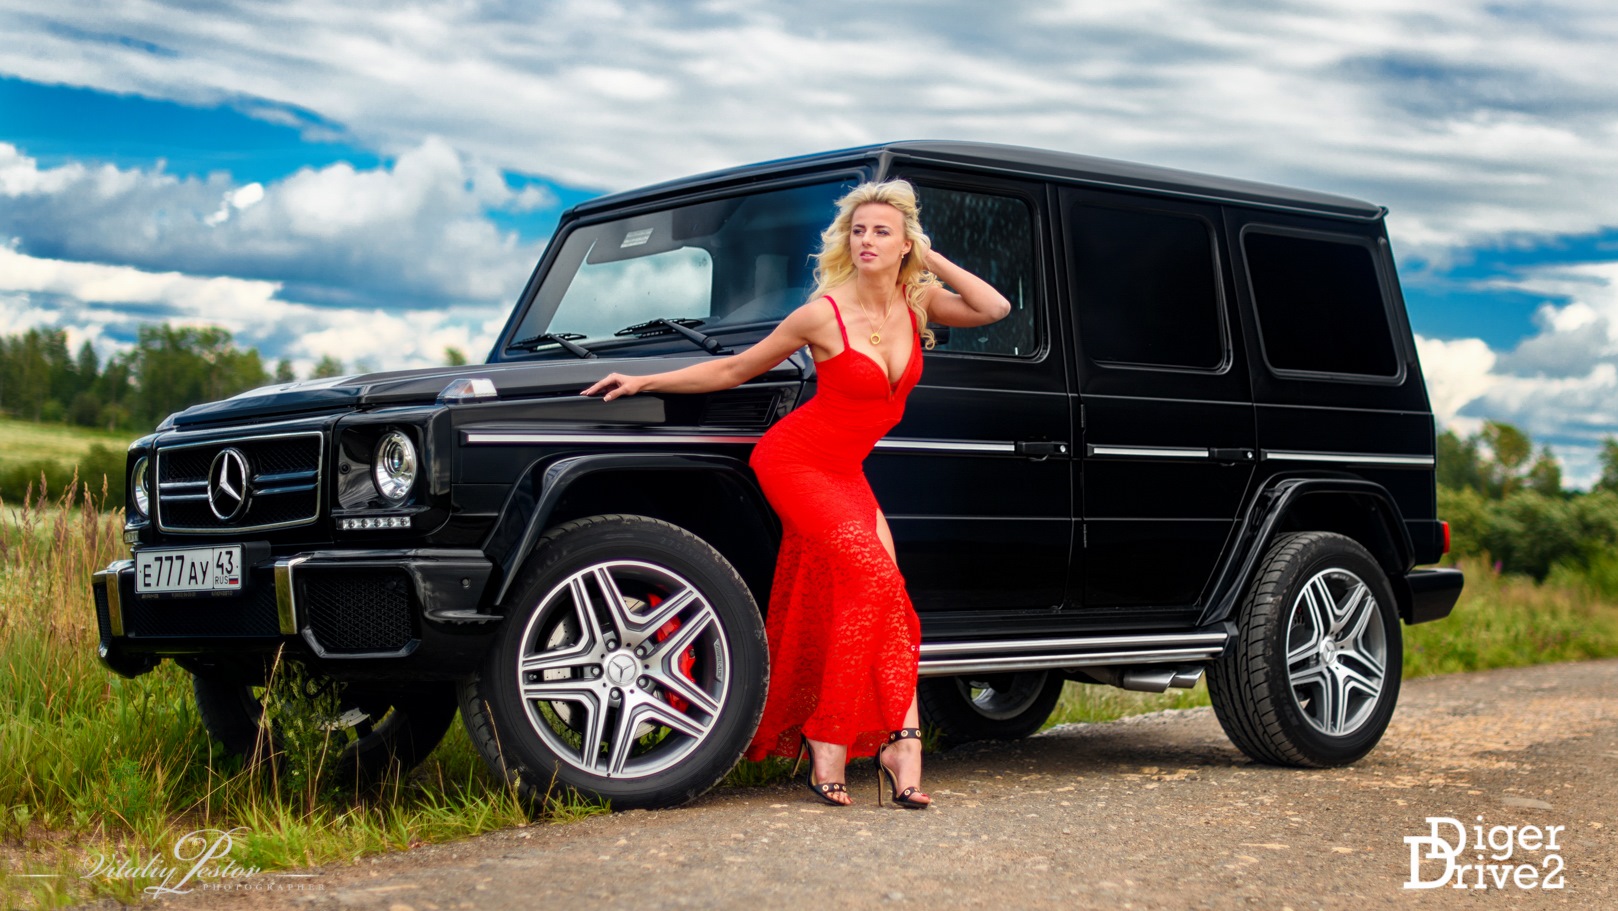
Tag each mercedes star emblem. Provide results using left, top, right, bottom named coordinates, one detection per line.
left=207, top=448, right=252, bottom=522
left=606, top=653, right=638, bottom=687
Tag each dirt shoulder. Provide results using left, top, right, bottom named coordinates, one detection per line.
left=144, top=659, right=1618, bottom=911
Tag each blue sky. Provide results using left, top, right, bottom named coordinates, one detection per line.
left=2, top=1, right=1618, bottom=481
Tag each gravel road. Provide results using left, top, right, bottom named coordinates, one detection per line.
left=147, top=659, right=1617, bottom=911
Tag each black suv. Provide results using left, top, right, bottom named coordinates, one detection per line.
left=92, top=142, right=1463, bottom=808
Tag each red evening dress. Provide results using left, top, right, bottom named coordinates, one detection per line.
left=744, top=295, right=924, bottom=760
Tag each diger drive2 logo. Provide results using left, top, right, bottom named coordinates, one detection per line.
left=1404, top=815, right=1566, bottom=890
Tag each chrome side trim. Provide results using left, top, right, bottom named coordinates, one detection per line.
left=274, top=556, right=307, bottom=635
left=464, top=432, right=762, bottom=446
left=918, top=647, right=1225, bottom=677
left=1086, top=445, right=1210, bottom=459
left=919, top=632, right=1228, bottom=658
left=1262, top=450, right=1435, bottom=467
left=874, top=438, right=1017, bottom=454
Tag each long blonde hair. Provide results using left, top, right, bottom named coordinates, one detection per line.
left=810, top=179, right=941, bottom=349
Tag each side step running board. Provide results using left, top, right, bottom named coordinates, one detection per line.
left=916, top=631, right=1227, bottom=679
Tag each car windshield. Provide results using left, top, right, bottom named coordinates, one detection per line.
left=509, top=180, right=850, bottom=353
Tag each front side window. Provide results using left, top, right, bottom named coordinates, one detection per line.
left=1068, top=204, right=1225, bottom=370
left=510, top=180, right=847, bottom=354
left=1244, top=230, right=1398, bottom=378
left=918, top=186, right=1038, bottom=357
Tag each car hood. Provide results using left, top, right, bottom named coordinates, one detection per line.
left=166, top=353, right=810, bottom=429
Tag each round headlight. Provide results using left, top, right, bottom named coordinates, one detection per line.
left=372, top=431, right=417, bottom=503
left=130, top=457, right=150, bottom=518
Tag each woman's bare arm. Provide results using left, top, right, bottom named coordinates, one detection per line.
left=581, top=301, right=829, bottom=401
left=920, top=250, right=1012, bottom=328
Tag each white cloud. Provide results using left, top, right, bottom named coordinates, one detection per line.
left=0, top=246, right=503, bottom=375
left=0, top=140, right=542, bottom=310
left=1420, top=260, right=1618, bottom=487
left=3, top=0, right=1618, bottom=258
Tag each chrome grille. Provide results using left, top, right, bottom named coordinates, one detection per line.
left=156, top=432, right=323, bottom=533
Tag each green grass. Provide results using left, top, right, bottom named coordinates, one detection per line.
left=4, top=481, right=1616, bottom=911
left=0, top=485, right=598, bottom=911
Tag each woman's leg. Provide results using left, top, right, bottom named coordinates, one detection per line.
left=804, top=738, right=852, bottom=805
left=878, top=691, right=932, bottom=805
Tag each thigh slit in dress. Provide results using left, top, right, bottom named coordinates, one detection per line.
left=744, top=295, right=924, bottom=760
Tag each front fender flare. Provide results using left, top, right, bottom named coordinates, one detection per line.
left=483, top=451, right=769, bottom=607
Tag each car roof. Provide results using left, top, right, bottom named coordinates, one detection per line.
left=571, top=140, right=1385, bottom=222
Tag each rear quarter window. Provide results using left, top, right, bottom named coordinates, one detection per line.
left=1243, top=229, right=1399, bottom=378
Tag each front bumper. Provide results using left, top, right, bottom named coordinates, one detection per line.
left=92, top=548, right=499, bottom=682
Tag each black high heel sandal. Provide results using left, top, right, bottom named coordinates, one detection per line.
left=876, top=728, right=931, bottom=810
left=794, top=735, right=850, bottom=806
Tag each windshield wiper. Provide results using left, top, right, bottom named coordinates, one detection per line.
left=613, top=318, right=730, bottom=355
left=509, top=332, right=596, bottom=359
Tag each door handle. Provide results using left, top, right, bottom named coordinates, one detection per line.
left=1016, top=441, right=1069, bottom=459
left=1210, top=448, right=1256, bottom=463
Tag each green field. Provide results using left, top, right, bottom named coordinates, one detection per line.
left=0, top=418, right=131, bottom=508
left=0, top=417, right=130, bottom=467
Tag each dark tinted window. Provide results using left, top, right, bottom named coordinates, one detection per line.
left=1244, top=231, right=1397, bottom=377
left=919, top=187, right=1038, bottom=357
left=1069, top=205, right=1224, bottom=369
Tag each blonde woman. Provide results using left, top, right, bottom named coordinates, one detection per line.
left=583, top=180, right=1010, bottom=807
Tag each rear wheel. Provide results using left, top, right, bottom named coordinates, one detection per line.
left=918, top=670, right=1066, bottom=745
left=1208, top=531, right=1402, bottom=767
left=460, top=515, right=767, bottom=810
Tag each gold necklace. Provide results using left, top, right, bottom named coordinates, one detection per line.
left=855, top=287, right=895, bottom=345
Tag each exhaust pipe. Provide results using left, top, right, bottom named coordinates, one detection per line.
left=1076, top=665, right=1205, bottom=693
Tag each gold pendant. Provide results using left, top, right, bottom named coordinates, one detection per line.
left=870, top=332, right=882, bottom=345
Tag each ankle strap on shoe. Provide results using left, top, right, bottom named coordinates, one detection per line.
left=887, top=727, right=922, bottom=743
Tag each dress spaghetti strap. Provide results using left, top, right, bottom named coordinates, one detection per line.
left=824, top=295, right=851, bottom=348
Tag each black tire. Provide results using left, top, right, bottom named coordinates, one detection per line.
left=460, top=514, right=767, bottom=810
left=918, top=670, right=1065, bottom=745
left=1208, top=531, right=1402, bottom=767
left=192, top=674, right=458, bottom=785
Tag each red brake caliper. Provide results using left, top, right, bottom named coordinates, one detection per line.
left=648, top=594, right=697, bottom=712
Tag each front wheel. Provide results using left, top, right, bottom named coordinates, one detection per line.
left=1208, top=531, right=1402, bottom=767
left=918, top=670, right=1065, bottom=745
left=460, top=515, right=767, bottom=810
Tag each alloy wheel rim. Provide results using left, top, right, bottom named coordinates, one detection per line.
left=515, top=560, right=730, bottom=779
left=957, top=672, right=1049, bottom=721
left=1285, top=567, right=1387, bottom=737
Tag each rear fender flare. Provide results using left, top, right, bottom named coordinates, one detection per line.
left=1198, top=477, right=1416, bottom=627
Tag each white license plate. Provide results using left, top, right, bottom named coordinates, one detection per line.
left=135, top=546, right=245, bottom=594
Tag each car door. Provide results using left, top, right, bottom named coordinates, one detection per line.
left=863, top=170, right=1075, bottom=626
left=1059, top=188, right=1256, bottom=625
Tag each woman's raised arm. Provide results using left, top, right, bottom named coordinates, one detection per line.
left=919, top=250, right=1012, bottom=328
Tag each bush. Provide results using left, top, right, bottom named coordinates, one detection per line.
left=1440, top=487, right=1618, bottom=581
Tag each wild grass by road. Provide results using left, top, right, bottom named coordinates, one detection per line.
left=1, top=481, right=1615, bottom=909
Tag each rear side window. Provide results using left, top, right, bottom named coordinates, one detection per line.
left=1244, top=230, right=1398, bottom=378
left=1068, top=204, right=1225, bottom=370
left=919, top=186, right=1038, bottom=357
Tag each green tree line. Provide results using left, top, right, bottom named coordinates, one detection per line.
left=1440, top=420, right=1618, bottom=588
